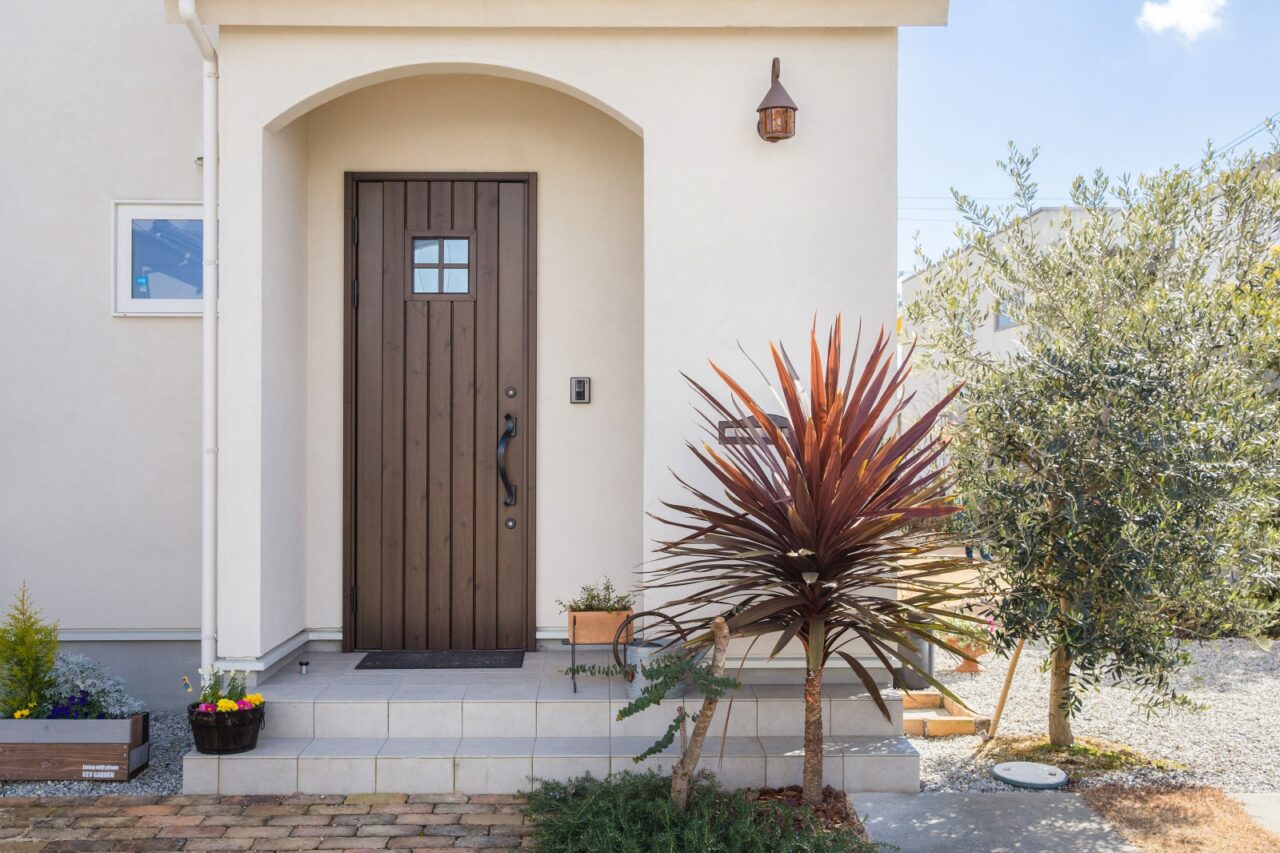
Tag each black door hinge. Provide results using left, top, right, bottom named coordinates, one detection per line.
left=351, top=278, right=359, bottom=308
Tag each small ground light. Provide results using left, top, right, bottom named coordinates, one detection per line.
left=298, top=659, right=310, bottom=675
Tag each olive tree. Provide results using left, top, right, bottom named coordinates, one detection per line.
left=906, top=141, right=1280, bottom=746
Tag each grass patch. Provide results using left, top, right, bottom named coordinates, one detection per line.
left=1082, top=785, right=1280, bottom=852
left=976, top=735, right=1183, bottom=781
left=525, top=770, right=880, bottom=852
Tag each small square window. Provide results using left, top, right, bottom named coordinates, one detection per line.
left=114, top=202, right=204, bottom=316
left=413, top=268, right=440, bottom=294
left=443, top=268, right=469, bottom=294
left=413, top=238, right=440, bottom=265
left=407, top=232, right=473, bottom=299
left=444, top=239, right=469, bottom=264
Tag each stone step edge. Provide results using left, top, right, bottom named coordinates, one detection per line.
left=185, top=734, right=920, bottom=761
left=902, top=689, right=990, bottom=737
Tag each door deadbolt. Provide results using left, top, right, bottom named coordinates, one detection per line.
left=505, top=386, right=518, bottom=398
left=505, top=518, right=517, bottom=529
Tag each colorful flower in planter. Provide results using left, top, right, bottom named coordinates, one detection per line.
left=186, top=666, right=265, bottom=714
left=12, top=708, right=29, bottom=719
left=49, top=689, right=106, bottom=720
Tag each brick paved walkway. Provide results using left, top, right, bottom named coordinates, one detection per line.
left=0, top=793, right=533, bottom=851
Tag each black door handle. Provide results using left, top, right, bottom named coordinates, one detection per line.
left=497, top=414, right=517, bottom=507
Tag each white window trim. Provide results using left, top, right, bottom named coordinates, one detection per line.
left=113, top=200, right=203, bottom=317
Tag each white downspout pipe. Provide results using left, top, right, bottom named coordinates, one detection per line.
left=178, top=0, right=219, bottom=673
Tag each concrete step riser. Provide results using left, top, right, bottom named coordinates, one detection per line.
left=185, top=736, right=919, bottom=796
left=262, top=696, right=903, bottom=740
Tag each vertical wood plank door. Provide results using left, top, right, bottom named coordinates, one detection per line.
left=346, top=173, right=535, bottom=651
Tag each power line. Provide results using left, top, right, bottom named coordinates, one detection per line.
left=1217, top=110, right=1280, bottom=155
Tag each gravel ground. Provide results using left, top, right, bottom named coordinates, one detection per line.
left=916, top=638, right=1280, bottom=793
left=0, top=711, right=190, bottom=798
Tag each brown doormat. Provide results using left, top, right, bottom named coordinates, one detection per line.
left=354, top=650, right=525, bottom=670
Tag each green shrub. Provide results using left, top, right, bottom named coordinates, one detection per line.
left=555, top=578, right=635, bottom=613
left=0, top=584, right=60, bottom=717
left=53, top=654, right=144, bottom=718
left=525, top=771, right=876, bottom=853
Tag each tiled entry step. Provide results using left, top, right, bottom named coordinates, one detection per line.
left=184, top=734, right=920, bottom=796
left=253, top=682, right=907, bottom=741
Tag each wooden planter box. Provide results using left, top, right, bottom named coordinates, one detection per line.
left=568, top=609, right=634, bottom=645
left=0, top=713, right=149, bottom=781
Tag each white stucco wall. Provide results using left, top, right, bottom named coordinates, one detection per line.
left=214, top=25, right=901, bottom=656
left=259, top=120, right=311, bottom=653
left=0, top=0, right=202, bottom=633
left=299, top=75, right=646, bottom=637
left=0, top=0, right=936, bottom=661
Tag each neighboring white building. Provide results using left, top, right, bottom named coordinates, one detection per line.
left=899, top=207, right=1079, bottom=413
left=0, top=0, right=949, bottom=709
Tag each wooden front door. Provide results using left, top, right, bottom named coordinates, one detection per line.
left=344, top=173, right=536, bottom=651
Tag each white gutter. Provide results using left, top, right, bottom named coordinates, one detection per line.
left=177, top=0, right=219, bottom=673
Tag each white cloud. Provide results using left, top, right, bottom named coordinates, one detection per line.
left=1137, top=0, right=1226, bottom=40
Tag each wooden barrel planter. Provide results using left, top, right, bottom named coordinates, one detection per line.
left=188, top=703, right=265, bottom=755
left=0, top=713, right=150, bottom=781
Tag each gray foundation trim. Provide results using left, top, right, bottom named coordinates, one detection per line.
left=59, top=629, right=200, bottom=642
left=58, top=640, right=199, bottom=713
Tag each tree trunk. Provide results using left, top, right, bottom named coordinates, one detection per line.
left=670, top=617, right=730, bottom=810
left=801, top=664, right=825, bottom=806
left=1048, top=645, right=1074, bottom=747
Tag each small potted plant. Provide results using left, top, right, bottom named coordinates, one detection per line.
left=184, top=667, right=265, bottom=754
left=558, top=579, right=636, bottom=645
left=936, top=614, right=996, bottom=674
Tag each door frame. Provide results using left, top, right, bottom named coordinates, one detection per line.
left=341, top=171, right=538, bottom=652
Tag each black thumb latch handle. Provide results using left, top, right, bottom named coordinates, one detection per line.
left=497, top=414, right=517, bottom=507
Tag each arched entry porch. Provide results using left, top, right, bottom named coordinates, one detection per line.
left=217, top=69, right=644, bottom=666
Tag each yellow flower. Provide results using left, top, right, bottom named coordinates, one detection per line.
left=215, top=698, right=239, bottom=713
left=245, top=693, right=265, bottom=707
left=12, top=709, right=29, bottom=719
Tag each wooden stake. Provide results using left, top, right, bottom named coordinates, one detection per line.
left=985, top=638, right=1024, bottom=741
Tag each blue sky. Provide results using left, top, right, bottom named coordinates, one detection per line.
left=899, top=0, right=1278, bottom=272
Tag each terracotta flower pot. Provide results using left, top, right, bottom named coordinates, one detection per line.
left=567, top=609, right=634, bottom=645
left=952, top=644, right=987, bottom=674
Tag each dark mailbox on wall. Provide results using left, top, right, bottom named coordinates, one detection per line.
left=716, top=413, right=792, bottom=445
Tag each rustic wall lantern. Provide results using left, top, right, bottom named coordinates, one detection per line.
left=757, top=58, right=797, bottom=142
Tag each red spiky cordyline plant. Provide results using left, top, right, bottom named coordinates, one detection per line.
left=647, top=319, right=973, bottom=805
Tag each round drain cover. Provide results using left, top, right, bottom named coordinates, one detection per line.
left=991, top=761, right=1068, bottom=789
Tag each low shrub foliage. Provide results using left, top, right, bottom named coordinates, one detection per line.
left=52, top=654, right=144, bottom=719
left=525, top=770, right=877, bottom=853
left=556, top=578, right=635, bottom=613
